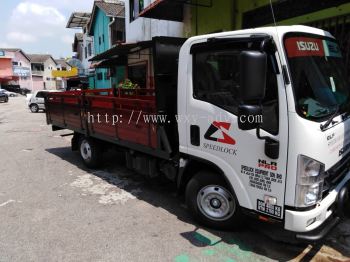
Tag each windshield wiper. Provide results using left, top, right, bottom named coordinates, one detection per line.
left=320, top=105, right=340, bottom=131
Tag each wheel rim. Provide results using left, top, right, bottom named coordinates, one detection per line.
left=31, top=105, right=37, bottom=112
left=197, top=185, right=235, bottom=221
left=80, top=140, right=92, bottom=161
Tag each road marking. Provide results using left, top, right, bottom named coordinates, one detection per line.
left=70, top=172, right=141, bottom=205
left=0, top=199, right=16, bottom=207
left=21, top=148, right=33, bottom=152
left=175, top=231, right=254, bottom=262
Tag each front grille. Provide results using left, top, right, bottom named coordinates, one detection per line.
left=322, top=152, right=350, bottom=198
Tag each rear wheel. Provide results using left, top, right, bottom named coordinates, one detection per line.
left=30, top=104, right=39, bottom=113
left=186, top=171, right=243, bottom=229
left=79, top=137, right=102, bottom=168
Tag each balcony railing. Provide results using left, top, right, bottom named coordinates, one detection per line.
left=31, top=70, right=44, bottom=76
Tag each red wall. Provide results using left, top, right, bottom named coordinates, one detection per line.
left=0, top=58, right=13, bottom=80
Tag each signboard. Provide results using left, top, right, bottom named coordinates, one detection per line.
left=285, top=37, right=325, bottom=58
left=285, top=37, right=342, bottom=58
left=13, top=66, right=31, bottom=77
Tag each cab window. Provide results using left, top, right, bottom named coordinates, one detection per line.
left=193, top=47, right=279, bottom=135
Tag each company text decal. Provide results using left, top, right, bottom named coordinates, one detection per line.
left=285, top=37, right=324, bottom=58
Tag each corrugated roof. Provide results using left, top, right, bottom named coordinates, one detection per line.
left=27, top=54, right=57, bottom=64
left=0, top=48, right=21, bottom=52
left=0, top=48, right=31, bottom=62
left=66, top=12, right=91, bottom=28
left=55, top=59, right=72, bottom=68
left=88, top=1, right=125, bottom=35
left=95, top=1, right=125, bottom=17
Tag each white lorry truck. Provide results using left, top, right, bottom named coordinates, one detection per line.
left=46, top=25, right=350, bottom=241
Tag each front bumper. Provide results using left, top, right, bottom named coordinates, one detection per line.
left=284, top=170, right=350, bottom=233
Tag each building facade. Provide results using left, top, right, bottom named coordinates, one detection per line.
left=0, top=48, right=32, bottom=90
left=28, top=54, right=58, bottom=90
left=88, top=0, right=125, bottom=89
left=126, top=0, right=183, bottom=42
left=66, top=12, right=94, bottom=87
left=54, top=59, right=73, bottom=90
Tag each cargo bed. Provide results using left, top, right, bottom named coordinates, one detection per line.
left=45, top=88, right=173, bottom=159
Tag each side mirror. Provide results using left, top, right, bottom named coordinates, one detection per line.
left=238, top=51, right=279, bottom=159
left=238, top=51, right=267, bottom=131
left=239, top=50, right=267, bottom=102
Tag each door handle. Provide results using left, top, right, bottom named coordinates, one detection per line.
left=190, top=125, right=200, bottom=146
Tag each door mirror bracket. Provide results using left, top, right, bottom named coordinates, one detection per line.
left=256, top=127, right=279, bottom=159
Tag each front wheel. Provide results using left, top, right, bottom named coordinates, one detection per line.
left=79, top=137, right=102, bottom=168
left=186, top=171, right=243, bottom=230
left=30, top=104, right=39, bottom=113
left=4, top=97, right=8, bottom=103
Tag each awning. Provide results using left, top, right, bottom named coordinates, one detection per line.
left=89, top=41, right=153, bottom=62
left=0, top=75, right=19, bottom=82
left=89, top=61, right=103, bottom=69
left=97, top=56, right=128, bottom=68
left=138, top=0, right=184, bottom=22
left=66, top=12, right=91, bottom=28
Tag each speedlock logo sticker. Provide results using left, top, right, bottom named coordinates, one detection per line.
left=204, top=121, right=236, bottom=145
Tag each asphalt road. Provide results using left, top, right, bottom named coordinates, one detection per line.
left=0, top=97, right=349, bottom=262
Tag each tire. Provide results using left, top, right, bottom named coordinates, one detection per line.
left=30, top=104, right=39, bottom=113
left=186, top=171, right=243, bottom=230
left=4, top=97, right=8, bottom=103
left=78, top=137, right=102, bottom=168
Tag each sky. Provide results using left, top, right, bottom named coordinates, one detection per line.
left=0, top=0, right=95, bottom=58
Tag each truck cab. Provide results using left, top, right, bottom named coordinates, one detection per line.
left=177, top=26, right=350, bottom=238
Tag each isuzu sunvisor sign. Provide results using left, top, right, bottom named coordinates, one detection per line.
left=285, top=37, right=342, bottom=58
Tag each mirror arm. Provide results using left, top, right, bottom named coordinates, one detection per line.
left=256, top=126, right=280, bottom=159
left=256, top=126, right=269, bottom=141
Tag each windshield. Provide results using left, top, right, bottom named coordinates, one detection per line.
left=284, top=34, right=350, bottom=121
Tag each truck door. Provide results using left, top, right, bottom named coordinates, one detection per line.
left=185, top=38, right=288, bottom=220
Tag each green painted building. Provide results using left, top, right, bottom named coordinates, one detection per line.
left=88, top=1, right=126, bottom=89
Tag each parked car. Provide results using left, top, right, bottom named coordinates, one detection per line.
left=27, top=90, right=59, bottom=113
left=4, top=90, right=17, bottom=97
left=0, top=90, right=9, bottom=103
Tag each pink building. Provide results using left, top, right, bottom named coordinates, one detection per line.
left=0, top=48, right=33, bottom=91
left=0, top=52, right=17, bottom=88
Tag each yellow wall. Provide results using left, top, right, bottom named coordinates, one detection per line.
left=186, top=1, right=350, bottom=35
left=188, top=0, right=235, bottom=36
left=52, top=67, right=78, bottom=78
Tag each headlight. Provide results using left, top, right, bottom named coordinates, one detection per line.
left=295, top=155, right=325, bottom=207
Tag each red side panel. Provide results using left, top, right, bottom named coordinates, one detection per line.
left=46, top=89, right=158, bottom=149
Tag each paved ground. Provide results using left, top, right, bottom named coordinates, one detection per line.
left=0, top=97, right=349, bottom=262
